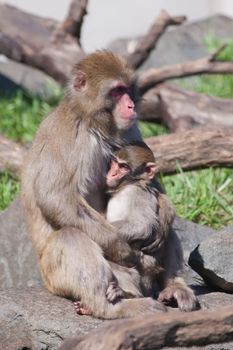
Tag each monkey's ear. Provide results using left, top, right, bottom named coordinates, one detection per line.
left=73, top=70, right=87, bottom=91
left=145, top=162, right=156, bottom=179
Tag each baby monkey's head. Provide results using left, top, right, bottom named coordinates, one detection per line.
left=106, top=141, right=156, bottom=189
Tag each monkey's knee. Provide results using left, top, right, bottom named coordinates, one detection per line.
left=40, top=228, right=116, bottom=301
left=110, top=262, right=143, bottom=298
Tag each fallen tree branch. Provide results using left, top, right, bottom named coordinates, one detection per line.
left=127, top=10, right=186, bottom=69
left=51, top=0, right=88, bottom=46
left=147, top=127, right=233, bottom=174
left=1, top=127, right=233, bottom=177
left=0, top=2, right=86, bottom=84
left=0, top=135, right=26, bottom=177
left=59, top=306, right=233, bottom=350
left=0, top=3, right=57, bottom=56
left=138, top=45, right=233, bottom=93
left=138, top=83, right=233, bottom=131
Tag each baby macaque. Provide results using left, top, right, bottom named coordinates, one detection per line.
left=106, top=141, right=198, bottom=311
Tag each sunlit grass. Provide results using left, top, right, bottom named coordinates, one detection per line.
left=160, top=167, right=233, bottom=229
left=0, top=90, right=61, bottom=143
left=0, top=172, right=20, bottom=210
left=138, top=121, right=167, bottom=138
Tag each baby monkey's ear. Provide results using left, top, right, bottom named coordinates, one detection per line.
left=145, top=162, right=156, bottom=179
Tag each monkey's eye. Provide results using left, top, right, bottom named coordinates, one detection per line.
left=110, top=86, right=128, bottom=99
left=118, top=162, right=130, bottom=170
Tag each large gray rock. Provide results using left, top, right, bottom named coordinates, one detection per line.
left=1, top=199, right=232, bottom=349
left=108, top=15, right=233, bottom=70
left=173, top=216, right=215, bottom=286
left=0, top=197, right=215, bottom=288
left=0, top=288, right=103, bottom=350
left=2, top=287, right=233, bottom=350
left=0, top=54, right=60, bottom=99
left=0, top=197, right=42, bottom=288
left=0, top=198, right=215, bottom=289
left=189, top=228, right=233, bottom=292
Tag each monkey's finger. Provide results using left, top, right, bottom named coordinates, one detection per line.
left=106, top=283, right=124, bottom=302
left=174, top=290, right=199, bottom=312
left=141, top=241, right=160, bottom=254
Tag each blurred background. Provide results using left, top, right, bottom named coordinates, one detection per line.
left=0, top=0, right=233, bottom=229
left=4, top=0, right=233, bottom=51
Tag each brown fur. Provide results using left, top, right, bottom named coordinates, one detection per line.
left=21, top=51, right=166, bottom=319
left=106, top=142, right=198, bottom=310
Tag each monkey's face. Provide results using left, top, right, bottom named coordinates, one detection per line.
left=107, top=144, right=157, bottom=189
left=106, top=157, right=130, bottom=188
left=72, top=51, right=138, bottom=131
left=109, top=84, right=137, bottom=130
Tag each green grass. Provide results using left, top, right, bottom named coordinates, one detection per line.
left=0, top=172, right=19, bottom=210
left=160, top=167, right=233, bottom=229
left=138, top=121, right=167, bottom=138
left=186, top=37, right=233, bottom=98
left=0, top=91, right=61, bottom=143
left=0, top=91, right=61, bottom=210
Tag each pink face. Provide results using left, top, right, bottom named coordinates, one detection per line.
left=106, top=158, right=130, bottom=188
left=110, top=85, right=137, bottom=130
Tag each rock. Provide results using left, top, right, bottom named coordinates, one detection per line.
left=188, top=228, right=233, bottom=292
left=0, top=288, right=104, bottom=350
left=1, top=287, right=233, bottom=350
left=0, top=54, right=60, bottom=99
left=108, top=15, right=233, bottom=70
left=173, top=215, right=216, bottom=259
left=0, top=197, right=42, bottom=288
left=0, top=198, right=215, bottom=289
left=173, top=216, right=215, bottom=286
left=1, top=199, right=232, bottom=349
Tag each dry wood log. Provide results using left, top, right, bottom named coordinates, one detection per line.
left=59, top=306, right=233, bottom=350
left=139, top=83, right=233, bottom=131
left=1, top=3, right=232, bottom=89
left=147, top=127, right=233, bottom=174
left=127, top=10, right=186, bottom=69
left=138, top=45, right=233, bottom=93
left=138, top=87, right=162, bottom=122
left=1, top=127, right=233, bottom=177
left=52, top=0, right=88, bottom=46
left=0, top=135, right=26, bottom=177
left=0, top=3, right=57, bottom=56
left=0, top=1, right=86, bottom=84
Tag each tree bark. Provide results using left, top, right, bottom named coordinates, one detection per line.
left=0, top=135, right=26, bottom=177
left=52, top=0, right=89, bottom=46
left=0, top=2, right=86, bottom=84
left=0, top=4, right=57, bottom=55
left=138, top=45, right=233, bottom=93
left=1, top=127, right=233, bottom=177
left=59, top=306, right=233, bottom=350
left=127, top=10, right=186, bottom=69
left=147, top=127, right=233, bottom=174
left=139, top=83, right=233, bottom=131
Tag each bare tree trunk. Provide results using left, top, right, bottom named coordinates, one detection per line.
left=1, top=127, right=233, bottom=176
left=127, top=10, right=186, bottom=69
left=59, top=306, right=233, bottom=350
left=138, top=45, right=233, bottom=93
left=139, top=84, right=233, bottom=132
left=147, top=127, right=233, bottom=174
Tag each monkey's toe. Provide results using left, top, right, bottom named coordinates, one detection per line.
left=74, top=301, right=92, bottom=315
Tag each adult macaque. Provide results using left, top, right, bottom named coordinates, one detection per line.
left=106, top=142, right=198, bottom=311
left=21, top=51, right=166, bottom=319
